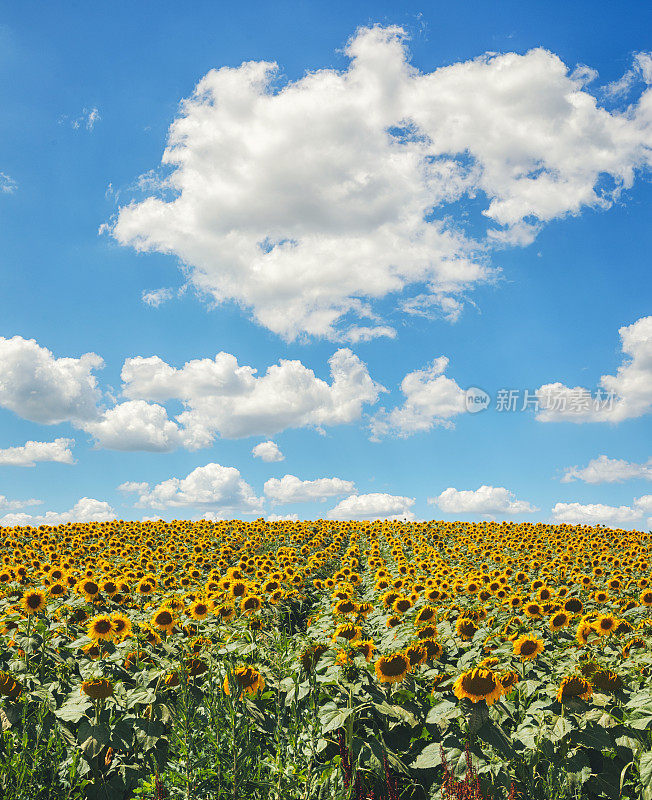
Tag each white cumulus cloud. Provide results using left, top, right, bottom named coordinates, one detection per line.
left=252, top=440, right=284, bottom=462
left=370, top=356, right=466, bottom=438
left=0, top=336, right=103, bottom=424
left=118, top=462, right=264, bottom=515
left=562, top=455, right=652, bottom=484
left=121, top=347, right=382, bottom=443
left=82, top=400, right=187, bottom=452
left=112, top=27, right=652, bottom=340
left=0, top=438, right=75, bottom=467
left=264, top=474, right=355, bottom=504
left=0, top=497, right=115, bottom=528
left=327, top=492, right=415, bottom=521
left=536, top=316, right=652, bottom=423
left=430, top=485, right=537, bottom=516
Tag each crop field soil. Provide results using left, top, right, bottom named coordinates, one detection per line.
left=0, top=518, right=651, bottom=800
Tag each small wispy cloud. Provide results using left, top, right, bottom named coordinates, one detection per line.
left=142, top=287, right=174, bottom=308
left=60, top=106, right=101, bottom=131
left=0, top=172, right=17, bottom=193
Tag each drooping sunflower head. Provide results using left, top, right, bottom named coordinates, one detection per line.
left=374, top=653, right=410, bottom=684
left=549, top=611, right=570, bottom=632
left=404, top=644, right=427, bottom=669
left=223, top=666, right=265, bottom=697
left=563, top=597, right=584, bottom=616
left=354, top=639, right=375, bottom=662
left=557, top=675, right=592, bottom=703
left=300, top=644, right=328, bottom=673
left=623, top=637, right=646, bottom=657
left=81, top=678, right=114, bottom=700
left=591, top=669, right=623, bottom=693
left=455, top=617, right=479, bottom=641
left=111, top=613, right=132, bottom=639
left=415, top=606, right=437, bottom=625
left=333, top=623, right=361, bottom=643
left=0, top=672, right=22, bottom=700
left=392, top=597, right=412, bottom=614
left=499, top=670, right=519, bottom=693
left=420, top=638, right=443, bottom=661
left=453, top=668, right=503, bottom=706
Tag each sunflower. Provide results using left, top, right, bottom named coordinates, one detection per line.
left=576, top=620, right=594, bottom=646
left=85, top=612, right=114, bottom=640
left=333, top=623, right=361, bottom=642
left=420, top=638, right=443, bottom=660
left=386, top=615, right=402, bottom=629
left=21, top=589, right=46, bottom=615
left=591, top=669, right=623, bottom=693
left=300, top=644, right=328, bottom=673
left=224, top=666, right=265, bottom=697
left=563, top=597, right=584, bottom=616
left=374, top=653, right=410, bottom=684
left=189, top=600, right=210, bottom=620
left=354, top=640, right=375, bottom=662
left=230, top=581, right=248, bottom=598
left=101, top=580, right=118, bottom=597
left=48, top=582, right=67, bottom=597
left=357, top=601, right=373, bottom=618
left=81, top=678, right=114, bottom=699
left=640, top=589, right=652, bottom=607
left=593, top=614, right=617, bottom=636
left=453, top=668, right=503, bottom=705
left=0, top=671, right=21, bottom=700
left=455, top=617, right=479, bottom=641
left=136, top=579, right=155, bottom=595
left=500, top=670, right=519, bottom=693
left=623, top=637, right=645, bottom=657
left=512, top=635, right=544, bottom=660
left=549, top=611, right=570, bottom=631
left=151, top=608, right=176, bottom=633
left=381, top=590, right=401, bottom=609
left=415, top=606, right=437, bottom=625
left=78, top=580, right=100, bottom=600
left=111, top=613, right=132, bottom=639
left=392, top=597, right=412, bottom=614
left=215, top=604, right=235, bottom=622
left=241, top=595, right=262, bottom=615
left=416, top=624, right=437, bottom=640
left=404, top=644, right=427, bottom=669
left=523, top=602, right=543, bottom=619
left=557, top=675, right=592, bottom=702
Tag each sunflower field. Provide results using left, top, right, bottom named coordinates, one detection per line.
left=1, top=518, right=651, bottom=800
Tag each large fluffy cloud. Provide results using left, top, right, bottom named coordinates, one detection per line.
left=430, top=485, right=537, bottom=516
left=111, top=27, right=652, bottom=340
left=82, top=401, right=187, bottom=452
left=562, top=455, right=652, bottom=484
left=118, top=462, right=264, bottom=515
left=370, top=356, right=466, bottom=438
left=536, top=316, right=652, bottom=423
left=0, top=336, right=103, bottom=424
left=0, top=497, right=116, bottom=527
left=0, top=438, right=75, bottom=467
left=121, top=348, right=382, bottom=443
left=264, top=474, right=355, bottom=503
left=327, top=492, right=415, bottom=521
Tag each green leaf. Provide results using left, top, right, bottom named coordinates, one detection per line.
left=55, top=696, right=92, bottom=723
left=411, top=742, right=442, bottom=770
left=640, top=752, right=652, bottom=791
left=320, top=707, right=353, bottom=734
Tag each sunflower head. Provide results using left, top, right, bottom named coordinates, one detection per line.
left=512, top=635, right=544, bottom=660
left=333, top=623, right=361, bottom=642
left=593, top=614, right=617, bottom=636
left=0, top=671, right=21, bottom=700
left=224, top=666, right=265, bottom=697
left=81, top=678, right=114, bottom=700
left=453, top=668, right=503, bottom=706
left=87, top=614, right=114, bottom=641
left=374, top=653, right=410, bottom=684
left=151, top=607, right=176, bottom=633
left=455, top=617, right=479, bottom=641
left=591, top=669, right=623, bottom=693
left=21, top=590, right=46, bottom=615
left=557, top=675, right=592, bottom=703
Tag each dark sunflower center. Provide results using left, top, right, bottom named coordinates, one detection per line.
left=95, top=619, right=112, bottom=633
left=379, top=656, right=408, bottom=677
left=463, top=673, right=497, bottom=695
left=520, top=641, right=537, bottom=655
left=156, top=612, right=173, bottom=625
left=27, top=594, right=42, bottom=609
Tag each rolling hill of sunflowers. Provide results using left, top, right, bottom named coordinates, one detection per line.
left=1, top=519, right=651, bottom=800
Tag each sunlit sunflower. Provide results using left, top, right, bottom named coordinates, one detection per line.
left=563, top=597, right=584, bottom=616
left=151, top=608, right=176, bottom=633
left=593, top=614, right=617, bottom=636
left=78, top=580, right=100, bottom=600
left=215, top=604, right=235, bottom=622
left=223, top=666, right=265, bottom=697
left=420, top=638, right=443, bottom=660
left=241, top=595, right=262, bottom=615
left=640, top=589, right=652, bottom=607
left=333, top=623, right=361, bottom=642
left=87, top=614, right=114, bottom=641
left=453, top=668, right=503, bottom=705
left=500, top=670, right=519, bottom=693
left=549, top=611, right=570, bottom=632
left=404, top=644, right=427, bottom=669
left=111, top=613, right=132, bottom=640
left=523, top=602, right=543, bottom=619
left=189, top=600, right=210, bottom=620
left=415, top=606, right=437, bottom=625
left=392, top=597, right=412, bottom=614
left=512, top=635, right=544, bottom=660
left=557, top=675, right=592, bottom=702
left=374, top=653, right=410, bottom=684
left=21, top=589, right=46, bottom=615
left=354, top=640, right=375, bottom=662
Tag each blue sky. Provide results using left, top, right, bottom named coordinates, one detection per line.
left=0, top=1, right=650, bottom=528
